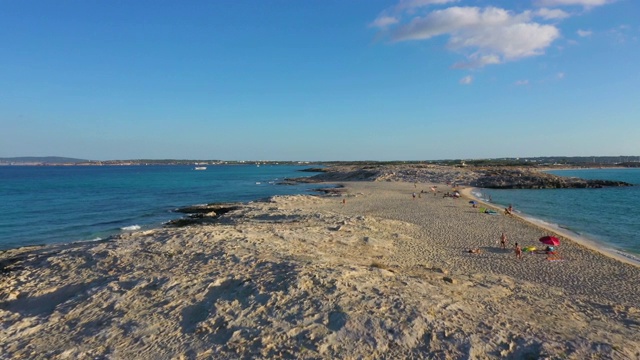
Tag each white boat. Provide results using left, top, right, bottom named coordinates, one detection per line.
left=194, top=166, right=207, bottom=170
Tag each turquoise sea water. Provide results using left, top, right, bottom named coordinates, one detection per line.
left=3, top=166, right=639, bottom=259
left=472, top=168, right=640, bottom=257
left=0, top=165, right=323, bottom=250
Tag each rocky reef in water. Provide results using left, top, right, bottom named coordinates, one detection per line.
left=165, top=203, right=242, bottom=227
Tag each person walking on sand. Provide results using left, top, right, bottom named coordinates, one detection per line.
left=342, top=198, right=346, bottom=206
left=500, top=232, right=507, bottom=249
left=412, top=192, right=416, bottom=200
left=515, top=242, right=522, bottom=259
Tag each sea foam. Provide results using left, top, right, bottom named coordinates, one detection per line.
left=121, top=225, right=141, bottom=231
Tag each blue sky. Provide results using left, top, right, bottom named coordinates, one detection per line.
left=1, top=0, right=638, bottom=161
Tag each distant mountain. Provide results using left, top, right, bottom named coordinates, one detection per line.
left=0, top=156, right=90, bottom=164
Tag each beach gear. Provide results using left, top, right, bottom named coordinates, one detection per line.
left=539, top=236, right=560, bottom=246
left=523, top=246, right=536, bottom=252
left=477, top=207, right=497, bottom=214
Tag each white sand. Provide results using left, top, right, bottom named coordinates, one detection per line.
left=1, top=181, right=639, bottom=359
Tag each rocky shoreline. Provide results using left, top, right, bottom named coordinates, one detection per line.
left=2, top=181, right=638, bottom=359
left=289, top=164, right=633, bottom=189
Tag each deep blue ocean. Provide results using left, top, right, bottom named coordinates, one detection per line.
left=0, top=165, right=324, bottom=250
left=472, top=168, right=640, bottom=258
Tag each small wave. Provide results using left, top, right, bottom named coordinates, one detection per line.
left=72, top=237, right=103, bottom=244
left=612, top=249, right=640, bottom=264
left=521, top=215, right=563, bottom=230
left=471, top=189, right=491, bottom=202
left=121, top=225, right=141, bottom=231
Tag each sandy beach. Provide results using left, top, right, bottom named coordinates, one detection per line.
left=1, top=180, right=639, bottom=359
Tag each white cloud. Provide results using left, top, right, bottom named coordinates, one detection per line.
left=370, top=0, right=618, bottom=69
left=535, top=8, right=571, bottom=19
left=390, top=7, right=560, bottom=68
left=557, top=72, right=566, bottom=79
left=535, top=0, right=614, bottom=8
left=577, top=29, right=593, bottom=37
left=515, top=80, right=530, bottom=85
left=459, top=75, right=473, bottom=84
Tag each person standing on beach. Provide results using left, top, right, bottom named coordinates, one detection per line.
left=412, top=192, right=416, bottom=200
left=500, top=232, right=507, bottom=249
left=515, top=242, right=522, bottom=259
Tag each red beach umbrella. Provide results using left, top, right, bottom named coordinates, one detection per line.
left=539, top=236, right=560, bottom=246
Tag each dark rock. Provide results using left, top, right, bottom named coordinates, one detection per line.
left=443, top=276, right=456, bottom=284
left=471, top=169, right=633, bottom=189
left=312, top=186, right=345, bottom=196
left=298, top=167, right=328, bottom=173
left=164, top=218, right=207, bottom=227
left=167, top=203, right=242, bottom=228
left=276, top=180, right=302, bottom=185
left=174, top=203, right=241, bottom=215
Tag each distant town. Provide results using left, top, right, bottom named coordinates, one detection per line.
left=2, top=156, right=640, bottom=168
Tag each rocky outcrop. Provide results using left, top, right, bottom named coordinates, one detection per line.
left=286, top=167, right=381, bottom=183
left=285, top=165, right=634, bottom=190
left=166, top=203, right=242, bottom=227
left=470, top=169, right=632, bottom=189
left=297, top=167, right=328, bottom=173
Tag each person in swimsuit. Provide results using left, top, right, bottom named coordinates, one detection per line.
left=504, top=204, right=514, bottom=215
left=515, top=242, right=523, bottom=259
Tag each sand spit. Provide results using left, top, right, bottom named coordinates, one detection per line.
left=1, top=182, right=639, bottom=359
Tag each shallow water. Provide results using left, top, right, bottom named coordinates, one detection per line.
left=473, top=168, right=640, bottom=256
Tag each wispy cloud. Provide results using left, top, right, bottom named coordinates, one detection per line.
left=535, top=8, right=571, bottom=20
left=557, top=72, right=566, bottom=79
left=577, top=29, right=593, bottom=37
left=459, top=75, right=473, bottom=85
left=370, top=16, right=399, bottom=28
left=370, top=0, right=459, bottom=28
left=607, top=25, right=634, bottom=44
left=515, top=79, right=530, bottom=85
left=397, top=0, right=460, bottom=11
left=534, top=0, right=615, bottom=8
